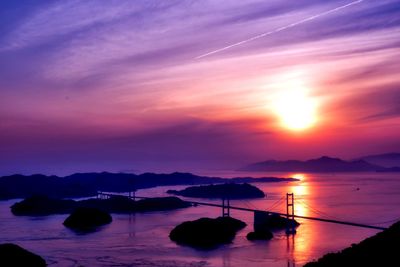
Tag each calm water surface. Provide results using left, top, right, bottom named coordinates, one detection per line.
left=1, top=172, right=399, bottom=266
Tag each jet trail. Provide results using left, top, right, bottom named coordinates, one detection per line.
left=195, top=0, right=364, bottom=59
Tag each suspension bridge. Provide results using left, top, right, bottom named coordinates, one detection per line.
left=98, top=191, right=389, bottom=232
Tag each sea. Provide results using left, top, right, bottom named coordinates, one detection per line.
left=1, top=171, right=399, bottom=267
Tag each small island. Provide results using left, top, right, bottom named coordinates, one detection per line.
left=246, top=230, right=273, bottom=241
left=167, top=183, right=265, bottom=199
left=0, top=243, right=46, bottom=267
left=11, top=195, right=192, bottom=216
left=255, top=213, right=300, bottom=230
left=170, top=217, right=247, bottom=249
left=63, top=207, right=112, bottom=231
left=246, top=212, right=299, bottom=241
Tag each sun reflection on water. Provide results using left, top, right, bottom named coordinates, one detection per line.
left=285, top=173, right=318, bottom=264
left=287, top=173, right=310, bottom=217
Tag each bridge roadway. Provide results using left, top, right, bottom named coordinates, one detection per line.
left=98, top=192, right=388, bottom=231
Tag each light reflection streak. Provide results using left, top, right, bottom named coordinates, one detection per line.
left=286, top=173, right=318, bottom=263
left=288, top=173, right=310, bottom=217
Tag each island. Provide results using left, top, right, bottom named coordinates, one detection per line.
left=246, top=230, right=273, bottom=241
left=0, top=172, right=298, bottom=200
left=167, top=183, right=265, bottom=199
left=11, top=195, right=76, bottom=216
left=0, top=243, right=46, bottom=267
left=11, top=195, right=192, bottom=216
left=255, top=213, right=300, bottom=230
left=63, top=207, right=112, bottom=231
left=304, top=221, right=400, bottom=266
left=170, top=217, right=246, bottom=249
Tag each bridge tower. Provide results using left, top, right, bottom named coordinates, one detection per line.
left=128, top=179, right=136, bottom=201
left=222, top=198, right=230, bottom=217
left=286, top=193, right=296, bottom=235
left=128, top=190, right=136, bottom=201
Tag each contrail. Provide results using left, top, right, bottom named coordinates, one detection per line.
left=195, top=0, right=364, bottom=59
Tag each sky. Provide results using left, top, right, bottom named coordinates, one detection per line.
left=0, top=0, right=400, bottom=175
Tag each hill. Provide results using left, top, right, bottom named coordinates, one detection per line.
left=0, top=172, right=297, bottom=200
left=304, top=221, right=400, bottom=267
left=240, top=156, right=385, bottom=172
left=357, top=153, right=400, bottom=168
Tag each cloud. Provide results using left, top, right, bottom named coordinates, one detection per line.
left=0, top=1, right=175, bottom=51
left=0, top=115, right=274, bottom=175
left=355, top=86, right=400, bottom=123
left=0, top=0, right=400, bottom=174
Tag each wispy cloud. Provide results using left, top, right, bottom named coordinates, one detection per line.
left=0, top=0, right=400, bottom=174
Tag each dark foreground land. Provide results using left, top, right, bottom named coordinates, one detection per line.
left=167, top=183, right=265, bottom=199
left=304, top=221, right=400, bottom=267
left=0, top=172, right=298, bottom=200
left=11, top=195, right=191, bottom=216
left=0, top=243, right=46, bottom=267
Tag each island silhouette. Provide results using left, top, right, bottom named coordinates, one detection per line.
left=240, top=155, right=400, bottom=172
left=167, top=183, right=265, bottom=199
left=0, top=172, right=297, bottom=200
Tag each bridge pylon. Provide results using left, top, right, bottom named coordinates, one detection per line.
left=128, top=190, right=136, bottom=201
left=222, top=198, right=230, bottom=217
left=286, top=193, right=296, bottom=235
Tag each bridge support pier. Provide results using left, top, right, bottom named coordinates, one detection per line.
left=253, top=210, right=271, bottom=232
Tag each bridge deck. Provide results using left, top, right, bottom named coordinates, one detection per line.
left=98, top=192, right=387, bottom=231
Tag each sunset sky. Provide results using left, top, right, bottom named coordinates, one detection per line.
left=1, top=0, right=399, bottom=175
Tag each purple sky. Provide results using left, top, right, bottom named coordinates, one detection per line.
left=1, top=0, right=400, bottom=175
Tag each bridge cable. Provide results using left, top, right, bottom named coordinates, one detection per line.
left=295, top=199, right=341, bottom=220
left=267, top=195, right=286, bottom=211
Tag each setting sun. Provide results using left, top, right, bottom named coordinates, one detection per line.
left=273, top=87, right=318, bottom=131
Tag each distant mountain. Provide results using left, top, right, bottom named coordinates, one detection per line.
left=0, top=172, right=297, bottom=200
left=377, top=166, right=400, bottom=172
left=240, top=156, right=387, bottom=172
left=357, top=153, right=400, bottom=168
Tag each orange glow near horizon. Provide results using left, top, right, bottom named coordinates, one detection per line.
left=291, top=173, right=306, bottom=180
